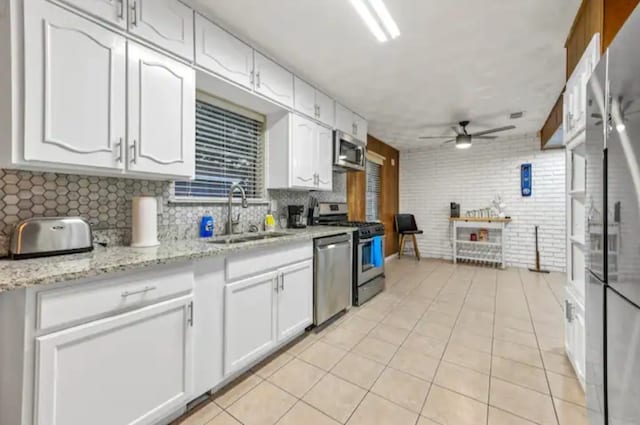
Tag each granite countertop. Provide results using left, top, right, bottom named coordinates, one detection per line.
left=0, top=226, right=356, bottom=293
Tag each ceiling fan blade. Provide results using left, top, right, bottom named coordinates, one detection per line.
left=442, top=139, right=456, bottom=144
left=474, top=136, right=497, bottom=140
left=471, top=125, right=516, bottom=137
left=451, top=126, right=463, bottom=135
left=419, top=136, right=454, bottom=139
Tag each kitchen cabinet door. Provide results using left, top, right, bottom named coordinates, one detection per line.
left=565, top=291, right=586, bottom=385
left=23, top=0, right=126, bottom=172
left=335, top=103, right=354, bottom=136
left=59, top=0, right=127, bottom=28
left=291, top=114, right=317, bottom=189
left=315, top=90, right=335, bottom=128
left=34, top=296, right=193, bottom=425
left=254, top=52, right=294, bottom=108
left=294, top=77, right=316, bottom=119
left=127, top=42, right=195, bottom=179
left=353, top=114, right=368, bottom=143
left=315, top=125, right=333, bottom=191
left=128, top=0, right=194, bottom=61
left=276, top=260, right=313, bottom=342
left=195, top=14, right=254, bottom=89
left=224, top=272, right=278, bottom=375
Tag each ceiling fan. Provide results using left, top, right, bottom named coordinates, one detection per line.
left=419, top=120, right=516, bottom=149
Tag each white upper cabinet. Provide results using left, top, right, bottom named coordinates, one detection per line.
left=127, top=42, right=195, bottom=178
left=24, top=0, right=126, bottom=172
left=224, top=272, right=278, bottom=375
left=254, top=52, right=294, bottom=108
left=335, top=103, right=353, bottom=135
left=128, top=0, right=194, bottom=60
left=564, top=34, right=600, bottom=144
left=315, top=90, right=335, bottom=128
left=269, top=114, right=333, bottom=191
left=59, top=0, right=127, bottom=28
left=335, top=103, right=367, bottom=143
left=316, top=125, right=333, bottom=191
left=276, top=260, right=313, bottom=342
left=353, top=113, right=368, bottom=142
left=195, top=14, right=253, bottom=89
left=34, top=296, right=193, bottom=425
left=294, top=77, right=316, bottom=119
left=291, top=114, right=317, bottom=189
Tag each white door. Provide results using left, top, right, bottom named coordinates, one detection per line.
left=294, top=77, right=316, bottom=119
left=59, top=0, right=127, bottom=28
left=290, top=115, right=316, bottom=189
left=23, top=0, right=126, bottom=171
left=315, top=125, right=333, bottom=191
left=335, top=103, right=354, bottom=136
left=315, top=90, right=335, bottom=128
left=128, top=0, right=194, bottom=60
left=194, top=14, right=254, bottom=89
left=224, top=272, right=278, bottom=375
left=353, top=114, right=368, bottom=143
left=34, top=296, right=193, bottom=425
left=127, top=42, right=195, bottom=178
left=276, top=260, right=313, bottom=342
left=254, top=52, right=294, bottom=108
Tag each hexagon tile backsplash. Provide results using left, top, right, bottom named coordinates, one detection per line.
left=0, top=169, right=346, bottom=256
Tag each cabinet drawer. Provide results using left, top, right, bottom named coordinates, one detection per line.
left=37, top=264, right=194, bottom=332
left=226, top=241, right=312, bottom=282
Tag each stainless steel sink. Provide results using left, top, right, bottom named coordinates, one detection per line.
left=207, top=232, right=292, bottom=245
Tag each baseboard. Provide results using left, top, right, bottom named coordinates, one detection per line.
left=385, top=253, right=398, bottom=262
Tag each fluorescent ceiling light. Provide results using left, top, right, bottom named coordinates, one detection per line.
left=350, top=0, right=388, bottom=42
left=368, top=0, right=400, bottom=39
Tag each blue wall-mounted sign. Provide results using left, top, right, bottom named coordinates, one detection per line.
left=521, top=163, right=532, bottom=197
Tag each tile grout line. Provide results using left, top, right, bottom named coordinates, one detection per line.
left=516, top=268, right=561, bottom=425
left=417, top=264, right=479, bottom=424
left=486, top=268, right=499, bottom=425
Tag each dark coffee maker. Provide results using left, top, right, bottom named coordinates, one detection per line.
left=287, top=205, right=306, bottom=229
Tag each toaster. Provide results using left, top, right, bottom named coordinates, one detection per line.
left=9, top=217, right=94, bottom=260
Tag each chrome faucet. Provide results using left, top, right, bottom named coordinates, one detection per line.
left=227, top=183, right=249, bottom=235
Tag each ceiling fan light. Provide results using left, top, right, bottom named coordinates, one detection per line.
left=349, top=0, right=388, bottom=42
left=455, top=135, right=472, bottom=149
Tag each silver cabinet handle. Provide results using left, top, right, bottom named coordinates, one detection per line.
left=250, top=70, right=255, bottom=86
left=115, top=137, right=124, bottom=163
left=122, top=285, right=156, bottom=297
left=130, top=140, right=137, bottom=164
left=256, top=71, right=261, bottom=88
left=117, top=0, right=124, bottom=19
left=279, top=272, right=284, bottom=291
left=130, top=1, right=137, bottom=27
left=297, top=176, right=313, bottom=182
left=317, top=105, right=321, bottom=118
left=274, top=277, right=279, bottom=292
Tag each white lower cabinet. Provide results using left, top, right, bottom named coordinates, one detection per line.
left=565, top=289, right=586, bottom=385
left=34, top=295, right=194, bottom=425
left=224, top=258, right=313, bottom=376
left=224, top=271, right=278, bottom=375
left=276, top=260, right=313, bottom=341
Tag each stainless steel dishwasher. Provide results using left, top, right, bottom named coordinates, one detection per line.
left=313, top=233, right=352, bottom=326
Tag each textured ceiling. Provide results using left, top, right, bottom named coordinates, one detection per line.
left=187, top=0, right=580, bottom=150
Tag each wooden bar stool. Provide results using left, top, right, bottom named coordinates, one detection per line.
left=395, top=214, right=423, bottom=260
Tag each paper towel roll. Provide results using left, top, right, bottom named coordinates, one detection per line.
left=131, top=196, right=160, bottom=248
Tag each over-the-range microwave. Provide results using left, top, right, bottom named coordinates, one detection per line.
left=334, top=130, right=366, bottom=171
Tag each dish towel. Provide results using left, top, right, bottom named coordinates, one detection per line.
left=371, top=236, right=384, bottom=268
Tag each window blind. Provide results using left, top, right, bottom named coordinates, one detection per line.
left=175, top=96, right=265, bottom=199
left=366, top=159, right=381, bottom=221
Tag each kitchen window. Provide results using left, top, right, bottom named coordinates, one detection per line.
left=365, top=157, right=382, bottom=221
left=174, top=93, right=265, bottom=201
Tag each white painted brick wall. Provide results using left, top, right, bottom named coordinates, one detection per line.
left=399, top=134, right=566, bottom=271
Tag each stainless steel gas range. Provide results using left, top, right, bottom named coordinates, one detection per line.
left=313, top=202, right=385, bottom=306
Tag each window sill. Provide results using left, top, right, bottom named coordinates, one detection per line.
left=169, top=197, right=270, bottom=205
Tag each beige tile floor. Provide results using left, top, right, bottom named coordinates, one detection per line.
left=174, top=258, right=587, bottom=425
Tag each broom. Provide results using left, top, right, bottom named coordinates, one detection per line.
left=528, top=225, right=550, bottom=273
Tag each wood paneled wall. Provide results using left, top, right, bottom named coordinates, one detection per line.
left=347, top=135, right=400, bottom=256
